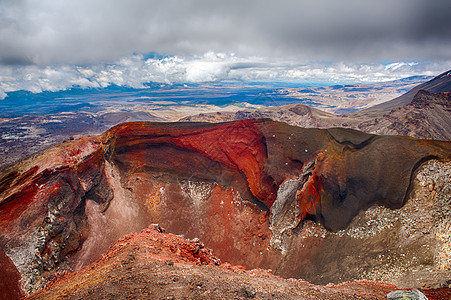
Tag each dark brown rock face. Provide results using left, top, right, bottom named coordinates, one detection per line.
left=0, top=119, right=450, bottom=294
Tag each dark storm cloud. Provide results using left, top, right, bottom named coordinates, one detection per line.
left=0, top=0, right=450, bottom=65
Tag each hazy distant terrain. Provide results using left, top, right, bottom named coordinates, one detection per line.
left=282, top=75, right=431, bottom=114
left=184, top=71, right=451, bottom=141
left=0, top=76, right=431, bottom=168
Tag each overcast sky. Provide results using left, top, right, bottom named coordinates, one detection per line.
left=1, top=0, right=451, bottom=96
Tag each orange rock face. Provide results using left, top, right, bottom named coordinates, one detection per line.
left=173, top=119, right=276, bottom=206
left=296, top=152, right=326, bottom=221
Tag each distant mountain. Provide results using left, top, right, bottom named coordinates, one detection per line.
left=356, top=69, right=451, bottom=116
left=281, top=75, right=432, bottom=114
left=182, top=70, right=451, bottom=140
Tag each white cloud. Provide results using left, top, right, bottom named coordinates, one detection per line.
left=384, top=62, right=418, bottom=71
left=0, top=52, right=450, bottom=99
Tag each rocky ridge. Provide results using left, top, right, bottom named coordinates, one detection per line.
left=29, top=224, right=448, bottom=300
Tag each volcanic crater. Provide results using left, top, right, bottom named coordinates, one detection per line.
left=0, top=119, right=450, bottom=298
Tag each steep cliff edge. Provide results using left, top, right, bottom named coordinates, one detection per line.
left=0, top=119, right=450, bottom=295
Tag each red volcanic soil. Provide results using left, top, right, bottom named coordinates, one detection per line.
left=29, top=225, right=404, bottom=300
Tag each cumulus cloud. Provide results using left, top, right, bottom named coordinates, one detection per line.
left=0, top=0, right=451, bottom=65
left=1, top=52, right=450, bottom=99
